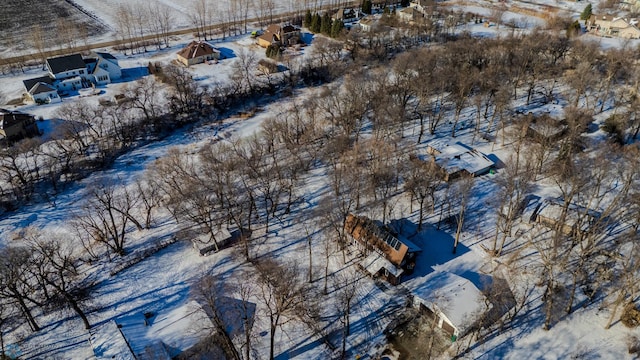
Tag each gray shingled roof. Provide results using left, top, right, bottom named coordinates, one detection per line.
left=23, top=76, right=53, bottom=92
left=30, top=82, right=57, bottom=95
left=47, top=54, right=85, bottom=74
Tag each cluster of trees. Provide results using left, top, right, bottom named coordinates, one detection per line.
left=114, top=3, right=174, bottom=54
left=6, top=13, right=640, bottom=357
left=0, top=228, right=93, bottom=341
left=304, top=10, right=345, bottom=38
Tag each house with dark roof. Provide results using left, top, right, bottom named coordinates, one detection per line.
left=27, top=83, right=60, bottom=104
left=86, top=52, right=122, bottom=82
left=22, top=52, right=121, bottom=103
left=22, top=76, right=60, bottom=104
left=257, top=24, right=301, bottom=48
left=0, top=109, right=40, bottom=142
left=47, top=54, right=87, bottom=80
left=345, top=213, right=421, bottom=285
left=176, top=41, right=221, bottom=66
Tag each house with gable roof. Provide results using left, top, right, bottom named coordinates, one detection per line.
left=257, top=24, right=301, bottom=48
left=22, top=52, right=122, bottom=103
left=586, top=14, right=640, bottom=38
left=176, top=41, right=221, bottom=66
left=345, top=213, right=421, bottom=285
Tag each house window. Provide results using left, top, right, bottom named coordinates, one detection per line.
left=80, top=70, right=85, bottom=74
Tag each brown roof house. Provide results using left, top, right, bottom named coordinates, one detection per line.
left=0, top=109, right=40, bottom=143
left=257, top=24, right=301, bottom=48
left=344, top=214, right=421, bottom=285
left=177, top=41, right=221, bottom=66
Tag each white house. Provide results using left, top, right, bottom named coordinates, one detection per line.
left=89, top=52, right=122, bottom=80
left=26, top=82, right=61, bottom=104
left=23, top=52, right=121, bottom=102
left=358, top=17, right=378, bottom=32
left=46, top=54, right=88, bottom=80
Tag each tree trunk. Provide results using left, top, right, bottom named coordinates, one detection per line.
left=17, top=296, right=39, bottom=332
left=269, top=323, right=277, bottom=360
left=64, top=291, right=91, bottom=329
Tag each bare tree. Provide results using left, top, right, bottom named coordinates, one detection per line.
left=0, top=247, right=41, bottom=332
left=192, top=274, right=242, bottom=360
left=451, top=174, right=475, bottom=254
left=74, top=180, right=141, bottom=258
left=26, top=231, right=91, bottom=329
left=255, top=258, right=308, bottom=360
left=333, top=267, right=362, bottom=357
left=404, top=156, right=444, bottom=230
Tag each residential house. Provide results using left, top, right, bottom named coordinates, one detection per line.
left=398, top=6, right=426, bottom=23
left=47, top=54, right=88, bottom=81
left=410, top=0, right=436, bottom=13
left=191, top=228, right=250, bottom=256
left=332, top=8, right=362, bottom=24
left=257, top=24, right=301, bottom=48
left=525, top=113, right=567, bottom=142
left=23, top=81, right=60, bottom=104
left=532, top=198, right=601, bottom=239
left=586, top=15, right=640, bottom=39
left=372, top=0, right=402, bottom=11
left=23, top=52, right=121, bottom=103
left=411, top=271, right=488, bottom=339
left=192, top=228, right=233, bottom=256
left=344, top=213, right=421, bottom=285
left=85, top=52, right=122, bottom=83
left=358, top=17, right=378, bottom=32
left=419, top=139, right=494, bottom=181
left=0, top=109, right=40, bottom=142
left=176, top=41, right=221, bottom=66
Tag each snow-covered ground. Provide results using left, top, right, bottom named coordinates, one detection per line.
left=2, top=5, right=640, bottom=360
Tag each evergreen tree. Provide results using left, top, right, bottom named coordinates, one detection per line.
left=362, top=0, right=372, bottom=15
left=304, top=9, right=313, bottom=28
left=567, top=20, right=582, bottom=38
left=266, top=44, right=281, bottom=59
left=311, top=13, right=322, bottom=33
left=321, top=12, right=332, bottom=35
left=580, top=4, right=592, bottom=21
left=331, top=19, right=344, bottom=38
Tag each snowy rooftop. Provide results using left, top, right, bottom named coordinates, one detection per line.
left=114, top=300, right=215, bottom=359
left=361, top=251, right=403, bottom=277
left=90, top=320, right=135, bottom=360
left=422, top=139, right=494, bottom=176
left=411, top=271, right=486, bottom=333
left=536, top=198, right=601, bottom=231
